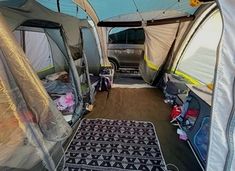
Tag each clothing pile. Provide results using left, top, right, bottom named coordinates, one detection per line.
left=42, top=71, right=75, bottom=115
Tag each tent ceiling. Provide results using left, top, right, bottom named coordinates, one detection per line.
left=0, top=0, right=26, bottom=8
left=34, top=0, right=198, bottom=23
left=36, top=0, right=88, bottom=19
left=88, top=0, right=197, bottom=21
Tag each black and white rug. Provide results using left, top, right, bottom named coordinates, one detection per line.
left=64, top=119, right=167, bottom=171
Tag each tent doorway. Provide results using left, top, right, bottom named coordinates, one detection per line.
left=13, top=24, right=84, bottom=124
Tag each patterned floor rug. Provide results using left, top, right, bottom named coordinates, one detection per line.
left=64, top=119, right=167, bottom=171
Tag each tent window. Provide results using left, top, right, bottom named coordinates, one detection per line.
left=24, top=31, right=53, bottom=73
left=176, top=11, right=222, bottom=84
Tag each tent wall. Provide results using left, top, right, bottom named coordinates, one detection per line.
left=171, top=4, right=217, bottom=72
left=24, top=31, right=53, bottom=73
left=207, top=0, right=235, bottom=170
left=143, top=23, right=179, bottom=71
left=0, top=48, right=50, bottom=169
left=18, top=26, right=84, bottom=119
left=0, top=0, right=91, bottom=120
left=74, top=0, right=110, bottom=66
left=139, top=22, right=189, bottom=84
left=0, top=13, right=71, bottom=170
left=13, top=30, right=24, bottom=48
left=166, top=21, right=190, bottom=72
left=81, top=27, right=101, bottom=75
left=45, top=29, right=68, bottom=73
left=14, top=27, right=68, bottom=78
left=176, top=11, right=222, bottom=85
left=0, top=0, right=100, bottom=105
left=137, top=4, right=219, bottom=85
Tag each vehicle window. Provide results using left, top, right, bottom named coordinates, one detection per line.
left=109, top=27, right=145, bottom=44
left=176, top=11, right=222, bottom=84
left=109, top=28, right=127, bottom=44
left=127, top=28, right=145, bottom=44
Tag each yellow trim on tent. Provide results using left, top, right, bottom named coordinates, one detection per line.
left=101, top=64, right=112, bottom=68
left=174, top=70, right=202, bottom=85
left=144, top=54, right=159, bottom=71
left=37, top=65, right=54, bottom=74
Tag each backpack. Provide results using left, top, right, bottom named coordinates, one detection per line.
left=96, top=76, right=111, bottom=92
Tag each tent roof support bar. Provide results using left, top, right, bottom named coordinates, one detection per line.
left=97, top=15, right=195, bottom=27
left=22, top=20, right=61, bottom=29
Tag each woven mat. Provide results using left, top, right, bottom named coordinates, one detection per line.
left=64, top=118, right=166, bottom=171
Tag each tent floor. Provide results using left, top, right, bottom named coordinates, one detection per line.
left=85, top=88, right=202, bottom=171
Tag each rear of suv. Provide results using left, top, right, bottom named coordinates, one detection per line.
left=108, top=28, right=145, bottom=71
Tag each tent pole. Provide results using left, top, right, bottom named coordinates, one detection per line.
left=97, top=15, right=194, bottom=27
left=60, top=28, right=84, bottom=120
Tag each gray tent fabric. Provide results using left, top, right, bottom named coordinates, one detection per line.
left=176, top=11, right=222, bottom=85
left=24, top=31, right=53, bottom=72
left=140, top=23, right=180, bottom=84
left=45, top=30, right=68, bottom=73
left=81, top=27, right=101, bottom=75
left=14, top=25, right=85, bottom=116
left=207, top=0, right=235, bottom=170
left=0, top=13, right=72, bottom=170
left=0, top=2, right=92, bottom=170
left=0, top=0, right=88, bottom=60
left=74, top=0, right=110, bottom=67
left=2, top=1, right=235, bottom=170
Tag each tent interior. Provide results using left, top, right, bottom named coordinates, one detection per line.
left=0, top=0, right=235, bottom=171
left=13, top=24, right=84, bottom=123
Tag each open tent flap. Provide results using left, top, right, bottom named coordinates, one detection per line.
left=140, top=22, right=189, bottom=84
left=0, top=13, right=71, bottom=170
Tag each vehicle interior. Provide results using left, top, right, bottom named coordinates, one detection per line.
left=0, top=0, right=234, bottom=171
